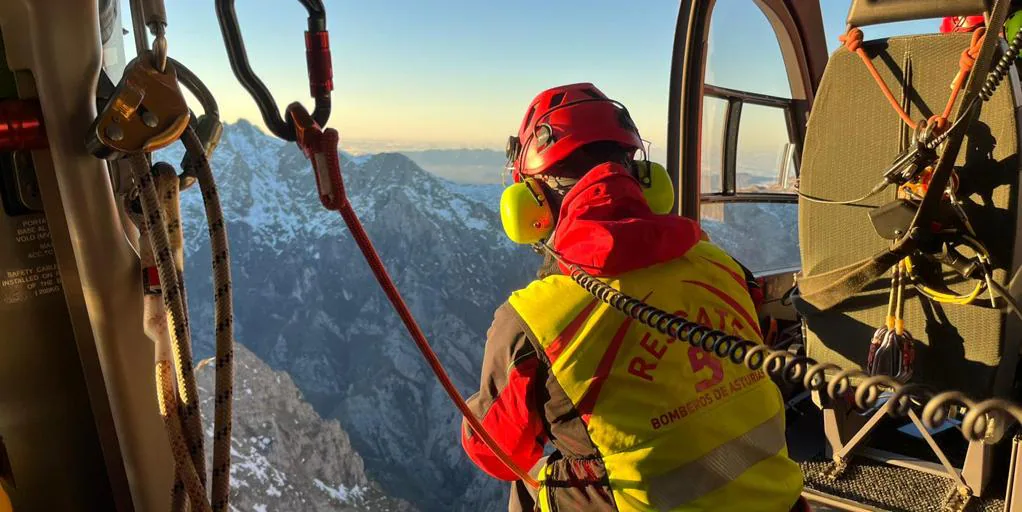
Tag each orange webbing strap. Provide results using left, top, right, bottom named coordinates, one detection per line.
left=840, top=27, right=985, bottom=134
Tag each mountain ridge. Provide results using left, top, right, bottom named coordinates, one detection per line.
left=159, top=120, right=537, bottom=511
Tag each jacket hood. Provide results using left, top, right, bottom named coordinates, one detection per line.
left=551, top=162, right=702, bottom=276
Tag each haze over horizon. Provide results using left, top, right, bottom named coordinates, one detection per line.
left=115, top=1, right=938, bottom=160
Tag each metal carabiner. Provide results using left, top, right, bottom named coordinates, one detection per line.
left=215, top=0, right=332, bottom=142
left=287, top=103, right=344, bottom=211
left=172, top=57, right=223, bottom=190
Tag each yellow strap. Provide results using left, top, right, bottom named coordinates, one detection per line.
left=903, top=256, right=984, bottom=305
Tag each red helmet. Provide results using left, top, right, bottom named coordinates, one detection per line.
left=505, top=83, right=643, bottom=181
left=940, top=15, right=985, bottom=33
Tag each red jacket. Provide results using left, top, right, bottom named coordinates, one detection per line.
left=461, top=163, right=795, bottom=511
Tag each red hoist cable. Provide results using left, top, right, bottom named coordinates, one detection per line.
left=287, top=103, right=542, bottom=489
left=218, top=3, right=540, bottom=487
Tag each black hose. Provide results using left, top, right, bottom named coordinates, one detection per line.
left=536, top=242, right=1022, bottom=440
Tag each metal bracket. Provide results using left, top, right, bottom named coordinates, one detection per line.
left=942, top=484, right=972, bottom=512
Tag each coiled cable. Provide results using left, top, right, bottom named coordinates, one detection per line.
left=539, top=243, right=1022, bottom=444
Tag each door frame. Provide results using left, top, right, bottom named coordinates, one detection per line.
left=666, top=0, right=828, bottom=229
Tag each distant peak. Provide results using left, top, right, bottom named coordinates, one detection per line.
left=356, top=152, right=437, bottom=184
left=225, top=119, right=278, bottom=140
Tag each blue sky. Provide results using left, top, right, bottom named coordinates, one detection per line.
left=117, top=1, right=942, bottom=156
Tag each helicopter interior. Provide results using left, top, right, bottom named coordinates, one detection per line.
left=1, top=0, right=1022, bottom=511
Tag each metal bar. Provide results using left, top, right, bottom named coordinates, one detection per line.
left=129, top=0, right=149, bottom=55
left=857, top=447, right=962, bottom=480
left=699, top=192, right=797, bottom=204
left=834, top=403, right=891, bottom=460
left=722, top=99, right=741, bottom=195
left=783, top=105, right=802, bottom=176
left=704, top=83, right=793, bottom=109
left=669, top=0, right=716, bottom=221
left=847, top=0, right=987, bottom=27
left=801, top=488, right=886, bottom=512
left=1007, top=435, right=1021, bottom=512
left=0, top=0, right=176, bottom=508
left=907, top=410, right=969, bottom=488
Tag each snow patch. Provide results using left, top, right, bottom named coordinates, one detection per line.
left=313, top=478, right=363, bottom=503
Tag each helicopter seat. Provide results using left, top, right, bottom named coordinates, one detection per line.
left=794, top=23, right=1022, bottom=511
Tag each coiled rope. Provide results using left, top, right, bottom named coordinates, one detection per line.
left=182, top=127, right=235, bottom=512
left=125, top=124, right=235, bottom=510
left=127, top=159, right=209, bottom=511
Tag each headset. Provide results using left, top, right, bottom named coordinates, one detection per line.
left=499, top=97, right=675, bottom=245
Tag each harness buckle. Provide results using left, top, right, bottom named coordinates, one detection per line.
left=287, top=103, right=345, bottom=211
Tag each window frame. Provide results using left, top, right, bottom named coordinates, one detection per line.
left=667, top=0, right=829, bottom=219
left=700, top=84, right=800, bottom=205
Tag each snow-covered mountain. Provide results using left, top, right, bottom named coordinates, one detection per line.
left=197, top=344, right=414, bottom=512
left=159, top=120, right=539, bottom=511
left=159, top=120, right=797, bottom=511
left=400, top=149, right=506, bottom=184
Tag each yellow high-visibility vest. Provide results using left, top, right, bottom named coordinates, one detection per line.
left=509, top=241, right=803, bottom=511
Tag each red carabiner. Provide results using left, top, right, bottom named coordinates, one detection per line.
left=287, top=102, right=344, bottom=211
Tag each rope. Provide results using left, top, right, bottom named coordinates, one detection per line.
left=127, top=161, right=209, bottom=511
left=332, top=199, right=541, bottom=489
left=840, top=28, right=918, bottom=129
left=183, top=127, right=235, bottom=512
left=840, top=27, right=985, bottom=135
left=155, top=166, right=206, bottom=511
left=128, top=153, right=209, bottom=503
left=944, top=29, right=986, bottom=122
left=157, top=359, right=211, bottom=512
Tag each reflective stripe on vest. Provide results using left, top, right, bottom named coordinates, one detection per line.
left=647, top=410, right=786, bottom=509
left=509, top=241, right=803, bottom=511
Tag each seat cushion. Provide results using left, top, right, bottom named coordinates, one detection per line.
left=797, top=33, right=1021, bottom=397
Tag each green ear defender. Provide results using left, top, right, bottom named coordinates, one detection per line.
left=633, top=160, right=675, bottom=215
left=1008, top=9, right=1022, bottom=58
left=499, top=161, right=675, bottom=245
left=500, top=178, right=555, bottom=245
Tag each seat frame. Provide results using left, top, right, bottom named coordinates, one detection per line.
left=799, top=31, right=1022, bottom=512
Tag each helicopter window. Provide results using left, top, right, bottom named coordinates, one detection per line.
left=703, top=1, right=791, bottom=99
left=700, top=95, right=727, bottom=194
left=696, top=0, right=800, bottom=275
left=735, top=104, right=796, bottom=194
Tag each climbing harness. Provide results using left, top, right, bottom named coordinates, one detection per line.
left=89, top=2, right=236, bottom=509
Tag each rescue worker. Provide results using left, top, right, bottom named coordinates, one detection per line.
left=461, top=83, right=806, bottom=511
